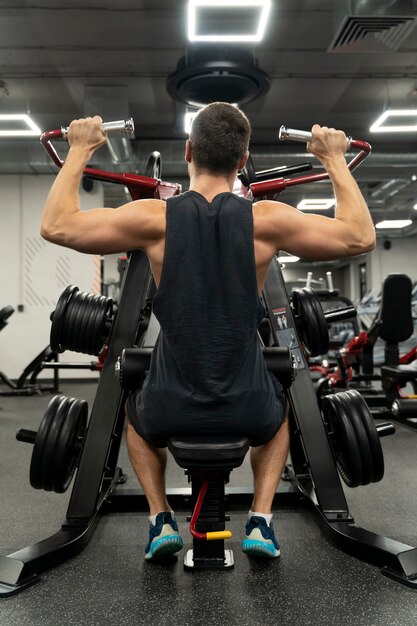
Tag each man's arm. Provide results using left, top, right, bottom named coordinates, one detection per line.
left=258, top=125, right=376, bottom=261
left=40, top=116, right=163, bottom=254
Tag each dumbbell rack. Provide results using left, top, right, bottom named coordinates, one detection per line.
left=1, top=249, right=417, bottom=595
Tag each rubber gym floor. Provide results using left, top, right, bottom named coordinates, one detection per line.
left=0, top=381, right=417, bottom=626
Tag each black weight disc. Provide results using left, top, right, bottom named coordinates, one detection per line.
left=345, top=389, right=384, bottom=483
left=53, top=398, right=88, bottom=493
left=66, top=290, right=89, bottom=353
left=50, top=285, right=78, bottom=353
left=40, top=396, right=72, bottom=491
left=30, top=395, right=65, bottom=489
left=292, top=288, right=329, bottom=357
left=238, top=155, right=257, bottom=187
left=88, top=295, right=110, bottom=355
left=338, top=391, right=373, bottom=486
left=322, top=392, right=363, bottom=488
left=145, top=151, right=162, bottom=179
left=84, top=295, right=106, bottom=355
left=50, top=286, right=114, bottom=355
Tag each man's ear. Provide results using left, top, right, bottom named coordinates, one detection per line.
left=185, top=139, right=192, bottom=164
left=238, top=151, right=249, bottom=171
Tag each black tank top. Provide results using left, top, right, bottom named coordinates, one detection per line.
left=137, top=190, right=281, bottom=442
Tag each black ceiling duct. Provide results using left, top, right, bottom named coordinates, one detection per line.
left=166, top=47, right=270, bottom=107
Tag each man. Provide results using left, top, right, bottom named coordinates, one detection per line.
left=41, top=103, right=375, bottom=561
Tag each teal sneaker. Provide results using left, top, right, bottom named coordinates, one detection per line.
left=242, top=516, right=281, bottom=558
left=145, top=512, right=183, bottom=560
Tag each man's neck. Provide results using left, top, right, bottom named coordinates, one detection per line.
left=189, top=173, right=235, bottom=203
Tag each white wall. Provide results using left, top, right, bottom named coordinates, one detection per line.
left=282, top=264, right=352, bottom=296
left=369, top=236, right=417, bottom=290
left=0, top=175, right=104, bottom=379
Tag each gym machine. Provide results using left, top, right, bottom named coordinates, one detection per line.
left=316, top=274, right=417, bottom=428
left=1, top=120, right=417, bottom=596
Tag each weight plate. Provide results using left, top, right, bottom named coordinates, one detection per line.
left=292, top=288, right=329, bottom=357
left=53, top=398, right=88, bottom=493
left=29, top=395, right=65, bottom=489
left=50, top=285, right=114, bottom=355
left=50, top=285, right=78, bottom=353
left=40, top=396, right=72, bottom=491
left=84, top=296, right=105, bottom=355
left=345, top=389, right=384, bottom=483
left=322, top=392, right=363, bottom=488
left=66, top=290, right=89, bottom=353
left=338, top=391, right=373, bottom=486
left=145, top=151, right=162, bottom=179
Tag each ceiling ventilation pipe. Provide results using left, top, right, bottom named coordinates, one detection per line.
left=84, top=86, right=135, bottom=167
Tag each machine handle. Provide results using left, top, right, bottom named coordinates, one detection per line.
left=61, top=117, right=135, bottom=140
left=279, top=125, right=352, bottom=149
left=189, top=480, right=233, bottom=541
left=40, top=118, right=135, bottom=168
left=250, top=126, right=371, bottom=199
left=39, top=118, right=182, bottom=200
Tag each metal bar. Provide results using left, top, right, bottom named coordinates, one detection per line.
left=324, top=306, right=357, bottom=323
left=61, top=118, right=135, bottom=140
left=41, top=362, right=98, bottom=370
left=102, top=482, right=303, bottom=513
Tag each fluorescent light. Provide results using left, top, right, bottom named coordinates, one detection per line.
left=370, top=109, right=417, bottom=133
left=414, top=203, right=417, bottom=210
left=375, top=220, right=412, bottom=229
left=277, top=255, right=299, bottom=263
left=188, top=0, right=271, bottom=42
left=297, top=199, right=335, bottom=211
left=184, top=110, right=201, bottom=134
left=0, top=114, right=41, bottom=137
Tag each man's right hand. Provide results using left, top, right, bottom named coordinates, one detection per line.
left=68, top=116, right=107, bottom=156
left=306, top=124, right=348, bottom=165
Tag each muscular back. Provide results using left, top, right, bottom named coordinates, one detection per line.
left=145, top=199, right=277, bottom=295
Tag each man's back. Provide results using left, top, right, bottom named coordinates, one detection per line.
left=127, top=190, right=284, bottom=447
left=153, top=190, right=264, bottom=394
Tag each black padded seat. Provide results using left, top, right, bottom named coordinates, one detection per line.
left=168, top=435, right=250, bottom=469
left=379, top=274, right=413, bottom=343
left=381, top=364, right=417, bottom=383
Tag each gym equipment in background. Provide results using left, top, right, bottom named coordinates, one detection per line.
left=315, top=274, right=417, bottom=428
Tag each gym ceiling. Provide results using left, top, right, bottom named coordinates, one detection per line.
left=1, top=0, right=417, bottom=235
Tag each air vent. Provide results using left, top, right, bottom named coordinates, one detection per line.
left=328, top=15, right=416, bottom=52
left=166, top=47, right=270, bottom=107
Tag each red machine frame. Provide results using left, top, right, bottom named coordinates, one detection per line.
left=40, top=125, right=371, bottom=202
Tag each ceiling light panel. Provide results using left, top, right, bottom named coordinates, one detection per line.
left=277, top=255, right=299, bottom=263
left=370, top=110, right=417, bottom=133
left=375, top=220, right=412, bottom=229
left=0, top=114, right=41, bottom=137
left=297, top=199, right=335, bottom=211
left=188, top=0, right=271, bottom=42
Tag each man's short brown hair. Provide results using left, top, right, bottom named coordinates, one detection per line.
left=189, top=102, right=251, bottom=175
